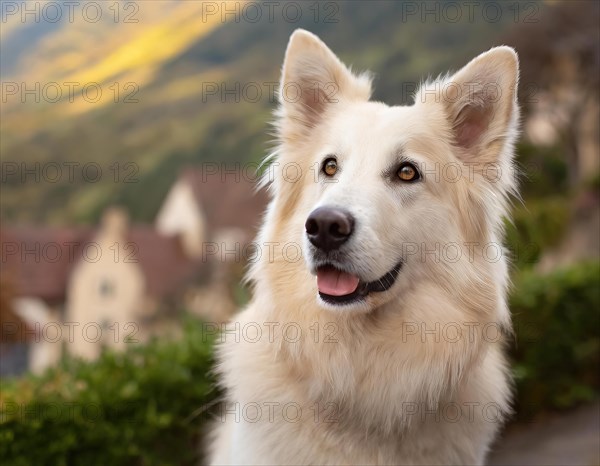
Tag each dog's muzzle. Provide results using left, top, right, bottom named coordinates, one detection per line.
left=305, top=206, right=402, bottom=305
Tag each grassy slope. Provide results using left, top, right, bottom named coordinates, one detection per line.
left=1, top=1, right=519, bottom=224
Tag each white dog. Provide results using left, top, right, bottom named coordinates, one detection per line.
left=209, top=29, right=519, bottom=465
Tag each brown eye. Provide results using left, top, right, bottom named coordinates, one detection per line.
left=397, top=163, right=419, bottom=182
left=322, top=158, right=338, bottom=177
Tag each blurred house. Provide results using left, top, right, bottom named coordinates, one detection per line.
left=0, top=273, right=39, bottom=376
left=505, top=3, right=600, bottom=270
left=507, top=2, right=600, bottom=186
left=157, top=168, right=269, bottom=322
left=0, top=169, right=267, bottom=375
left=156, top=168, right=267, bottom=256
left=523, top=54, right=600, bottom=183
left=1, top=227, right=88, bottom=376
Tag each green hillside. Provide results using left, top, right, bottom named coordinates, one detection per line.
left=1, top=1, right=532, bottom=224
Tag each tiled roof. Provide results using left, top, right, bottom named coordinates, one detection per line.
left=180, top=167, right=269, bottom=238
left=0, top=227, right=93, bottom=303
left=1, top=169, right=270, bottom=303
left=126, top=226, right=204, bottom=299
left=0, top=226, right=202, bottom=302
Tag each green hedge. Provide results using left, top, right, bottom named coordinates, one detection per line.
left=0, top=319, right=220, bottom=466
left=1, top=263, right=598, bottom=464
left=504, top=197, right=570, bottom=269
left=516, top=141, right=568, bottom=199
left=510, top=261, right=600, bottom=416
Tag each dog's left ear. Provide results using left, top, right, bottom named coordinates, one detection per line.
left=279, top=29, right=371, bottom=131
left=425, top=47, right=519, bottom=164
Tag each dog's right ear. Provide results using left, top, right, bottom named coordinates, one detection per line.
left=279, top=29, right=371, bottom=131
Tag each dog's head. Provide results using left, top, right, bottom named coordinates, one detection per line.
left=258, top=30, right=519, bottom=314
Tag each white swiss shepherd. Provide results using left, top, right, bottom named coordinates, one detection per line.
left=210, top=29, right=520, bottom=465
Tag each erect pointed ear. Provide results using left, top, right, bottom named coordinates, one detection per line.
left=279, top=29, right=371, bottom=130
left=424, top=47, right=519, bottom=164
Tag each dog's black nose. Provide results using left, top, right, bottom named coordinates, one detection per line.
left=305, top=207, right=354, bottom=252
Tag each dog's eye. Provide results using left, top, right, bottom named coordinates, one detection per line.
left=322, top=158, right=338, bottom=177
left=397, top=163, right=420, bottom=182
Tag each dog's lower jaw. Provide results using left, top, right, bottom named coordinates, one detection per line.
left=313, top=260, right=404, bottom=308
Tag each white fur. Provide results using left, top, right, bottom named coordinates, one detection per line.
left=209, top=30, right=520, bottom=465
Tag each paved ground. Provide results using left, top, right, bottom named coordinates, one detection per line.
left=488, top=402, right=600, bottom=465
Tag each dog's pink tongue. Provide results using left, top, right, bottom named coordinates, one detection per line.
left=317, top=267, right=360, bottom=296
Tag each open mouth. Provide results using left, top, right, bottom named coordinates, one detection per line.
left=315, top=261, right=403, bottom=305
